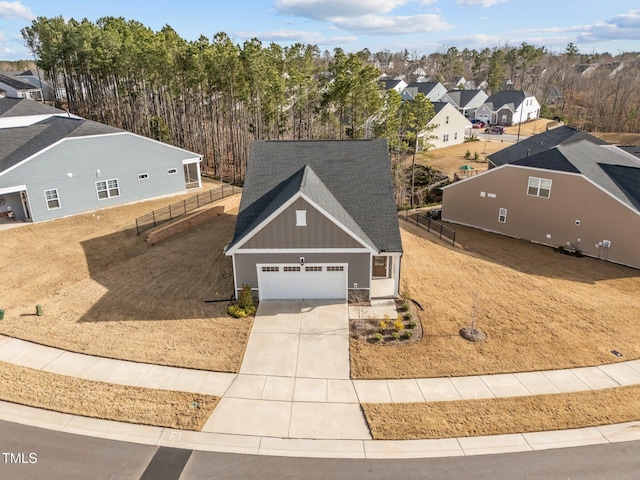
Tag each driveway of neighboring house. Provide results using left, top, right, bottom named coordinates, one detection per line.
left=202, top=300, right=371, bottom=440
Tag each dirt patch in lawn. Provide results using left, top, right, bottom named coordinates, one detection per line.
left=350, top=220, right=640, bottom=379
left=0, top=361, right=217, bottom=430
left=417, top=141, right=509, bottom=180
left=363, top=385, right=640, bottom=440
left=0, top=181, right=251, bottom=372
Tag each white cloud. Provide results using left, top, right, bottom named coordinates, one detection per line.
left=579, top=9, right=640, bottom=42
left=456, top=0, right=508, bottom=7
left=0, top=1, right=34, bottom=20
left=333, top=14, right=452, bottom=35
left=275, top=0, right=409, bottom=20
left=235, top=29, right=357, bottom=46
left=274, top=0, right=451, bottom=35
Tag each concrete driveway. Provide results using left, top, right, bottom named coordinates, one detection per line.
left=202, top=300, right=371, bottom=440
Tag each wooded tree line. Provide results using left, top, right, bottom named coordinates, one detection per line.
left=19, top=17, right=639, bottom=185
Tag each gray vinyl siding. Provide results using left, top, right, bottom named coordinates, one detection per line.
left=234, top=252, right=370, bottom=290
left=0, top=133, right=198, bottom=222
left=240, top=198, right=364, bottom=250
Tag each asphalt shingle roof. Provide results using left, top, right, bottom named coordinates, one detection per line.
left=0, top=74, right=38, bottom=91
left=486, top=126, right=640, bottom=211
left=0, top=97, right=65, bottom=117
left=229, top=140, right=402, bottom=253
left=0, top=115, right=123, bottom=173
left=483, top=90, right=533, bottom=112
left=444, top=90, right=484, bottom=108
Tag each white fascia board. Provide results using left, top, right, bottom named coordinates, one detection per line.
left=234, top=248, right=371, bottom=254
left=0, top=184, right=27, bottom=195
left=226, top=191, right=377, bottom=255
left=0, top=137, right=68, bottom=178
left=182, top=157, right=202, bottom=165
left=299, top=191, right=377, bottom=253
left=125, top=131, right=203, bottom=158
left=225, top=192, right=303, bottom=255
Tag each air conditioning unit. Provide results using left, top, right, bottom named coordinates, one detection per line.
left=602, top=240, right=612, bottom=248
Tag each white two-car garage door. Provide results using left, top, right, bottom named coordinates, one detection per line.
left=257, top=263, right=347, bottom=300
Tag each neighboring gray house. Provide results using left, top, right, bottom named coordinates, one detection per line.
left=380, top=78, right=407, bottom=93
left=0, top=73, right=43, bottom=101
left=440, top=89, right=489, bottom=119
left=0, top=98, right=202, bottom=223
left=442, top=127, right=640, bottom=269
left=475, top=90, right=540, bottom=126
left=401, top=81, right=447, bottom=102
left=225, top=140, right=403, bottom=300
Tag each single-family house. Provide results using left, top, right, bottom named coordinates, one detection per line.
left=380, top=78, right=407, bottom=93
left=0, top=74, right=43, bottom=101
left=401, top=81, right=447, bottom=102
left=425, top=102, right=472, bottom=150
left=225, top=140, right=403, bottom=300
left=0, top=98, right=202, bottom=223
left=440, top=89, right=489, bottom=119
left=441, top=126, right=640, bottom=269
left=474, top=90, right=540, bottom=126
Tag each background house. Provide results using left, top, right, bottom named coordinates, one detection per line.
left=440, top=89, right=488, bottom=119
left=225, top=140, right=402, bottom=300
left=0, top=98, right=202, bottom=223
left=441, top=127, right=640, bottom=269
left=0, top=73, right=43, bottom=101
left=401, top=81, right=447, bottom=102
left=425, top=102, right=472, bottom=150
left=475, top=90, right=540, bottom=125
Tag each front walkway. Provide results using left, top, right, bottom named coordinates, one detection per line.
left=202, top=300, right=371, bottom=440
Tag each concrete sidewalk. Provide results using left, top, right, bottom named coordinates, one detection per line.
left=2, top=296, right=640, bottom=457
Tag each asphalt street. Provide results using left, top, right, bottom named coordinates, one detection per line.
left=2, top=420, right=640, bottom=480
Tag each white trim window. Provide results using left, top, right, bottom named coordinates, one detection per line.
left=498, top=208, right=507, bottom=223
left=528, top=176, right=552, bottom=198
left=296, top=209, right=307, bottom=226
left=443, top=134, right=449, bottom=142
left=138, top=173, right=149, bottom=180
left=96, top=178, right=120, bottom=199
left=167, top=168, right=178, bottom=175
left=44, top=189, right=60, bottom=210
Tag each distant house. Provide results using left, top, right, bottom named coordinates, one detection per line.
left=380, top=78, right=407, bottom=93
left=442, top=127, right=640, bottom=269
left=425, top=102, right=472, bottom=150
left=0, top=98, right=202, bottom=223
left=475, top=90, right=540, bottom=126
left=440, top=89, right=489, bottom=119
left=401, top=81, right=447, bottom=102
left=0, top=73, right=43, bottom=101
left=225, top=140, right=402, bottom=300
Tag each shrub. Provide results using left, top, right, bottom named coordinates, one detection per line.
left=403, top=312, right=412, bottom=321
left=227, top=305, right=248, bottom=318
left=378, top=321, right=388, bottom=332
left=464, top=149, right=471, bottom=159
left=391, top=331, right=400, bottom=340
left=474, top=151, right=480, bottom=161
left=373, top=332, right=383, bottom=342
left=400, top=300, right=410, bottom=312
left=407, top=320, right=417, bottom=329
left=394, top=318, right=405, bottom=331
left=237, top=284, right=256, bottom=313
left=402, top=331, right=413, bottom=339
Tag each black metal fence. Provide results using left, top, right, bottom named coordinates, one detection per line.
left=135, top=185, right=238, bottom=235
left=402, top=210, right=456, bottom=247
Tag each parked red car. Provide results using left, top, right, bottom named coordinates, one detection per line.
left=471, top=120, right=485, bottom=129
left=484, top=125, right=505, bottom=134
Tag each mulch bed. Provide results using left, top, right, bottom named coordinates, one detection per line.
left=349, top=298, right=424, bottom=345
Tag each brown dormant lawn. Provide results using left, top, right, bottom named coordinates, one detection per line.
left=350, top=220, right=640, bottom=379
left=0, top=180, right=251, bottom=372
left=0, top=361, right=217, bottom=431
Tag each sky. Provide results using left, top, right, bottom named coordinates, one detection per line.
left=1, top=0, right=639, bottom=61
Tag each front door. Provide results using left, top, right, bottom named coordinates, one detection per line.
left=372, top=256, right=387, bottom=277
